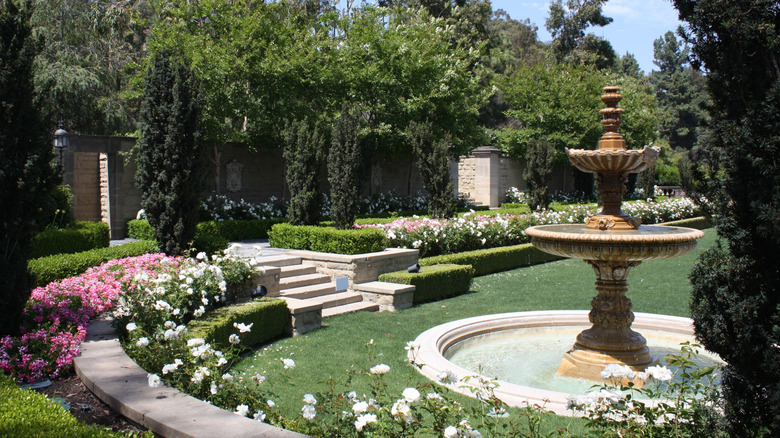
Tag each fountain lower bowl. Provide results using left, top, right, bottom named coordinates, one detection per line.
left=525, top=224, right=704, bottom=261
left=410, top=311, right=712, bottom=416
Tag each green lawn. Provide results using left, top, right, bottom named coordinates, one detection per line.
left=231, top=228, right=717, bottom=434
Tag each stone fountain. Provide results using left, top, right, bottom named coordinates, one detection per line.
left=524, top=86, right=704, bottom=382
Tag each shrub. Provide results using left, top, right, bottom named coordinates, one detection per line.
left=135, top=49, right=203, bottom=256
left=0, top=374, right=143, bottom=438
left=39, top=184, right=74, bottom=230
left=379, top=264, right=474, bottom=304
left=328, top=104, right=363, bottom=229
left=268, top=223, right=387, bottom=254
left=127, top=219, right=154, bottom=240
left=408, top=120, right=456, bottom=219
left=524, top=138, right=556, bottom=211
left=283, top=118, right=324, bottom=225
left=420, top=243, right=561, bottom=277
left=28, top=240, right=159, bottom=287
left=30, top=221, right=110, bottom=258
left=187, top=298, right=288, bottom=349
left=192, top=222, right=229, bottom=255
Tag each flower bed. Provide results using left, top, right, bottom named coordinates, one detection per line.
left=359, top=198, right=702, bottom=257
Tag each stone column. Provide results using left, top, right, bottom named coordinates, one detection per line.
left=471, top=146, right=501, bottom=208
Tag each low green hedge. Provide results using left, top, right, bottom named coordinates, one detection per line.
left=0, top=373, right=147, bottom=438
left=187, top=298, right=288, bottom=349
left=30, top=221, right=110, bottom=258
left=29, top=240, right=159, bottom=287
left=268, top=223, right=387, bottom=254
left=128, top=219, right=286, bottom=253
left=660, top=216, right=712, bottom=230
left=420, top=243, right=561, bottom=277
left=379, top=264, right=475, bottom=304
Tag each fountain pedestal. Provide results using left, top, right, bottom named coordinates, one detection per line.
left=525, top=86, right=704, bottom=383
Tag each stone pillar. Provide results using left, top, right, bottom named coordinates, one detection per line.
left=471, top=146, right=501, bottom=208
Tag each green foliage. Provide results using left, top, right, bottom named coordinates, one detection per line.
left=649, top=31, right=709, bottom=151
left=135, top=49, right=203, bottom=256
left=30, top=221, right=110, bottom=259
left=127, top=219, right=155, bottom=240
left=192, top=222, right=229, bottom=256
left=38, top=184, right=74, bottom=230
left=546, top=0, right=614, bottom=68
left=283, top=119, right=324, bottom=226
left=30, top=0, right=148, bottom=134
left=268, top=223, right=387, bottom=255
left=663, top=216, right=712, bottom=230
left=673, top=0, right=780, bottom=434
left=328, top=104, right=363, bottom=229
left=0, top=373, right=147, bottom=438
left=408, top=120, right=457, bottom=219
left=524, top=138, right=556, bottom=210
left=419, top=243, right=561, bottom=277
left=187, top=298, right=288, bottom=350
left=1, top=0, right=59, bottom=336
left=28, top=240, right=159, bottom=287
left=378, top=263, right=474, bottom=304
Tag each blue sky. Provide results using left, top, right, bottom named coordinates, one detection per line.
left=485, top=0, right=683, bottom=73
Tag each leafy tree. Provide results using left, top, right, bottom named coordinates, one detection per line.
left=408, top=120, right=456, bottom=219
left=616, top=52, right=643, bottom=79
left=673, top=0, right=780, bottom=435
left=524, top=138, right=556, bottom=210
left=649, top=31, right=709, bottom=151
left=546, top=0, right=615, bottom=68
left=283, top=119, right=325, bottom=226
left=328, top=104, right=363, bottom=229
left=135, top=50, right=202, bottom=256
left=30, top=0, right=150, bottom=134
left=0, top=0, right=59, bottom=336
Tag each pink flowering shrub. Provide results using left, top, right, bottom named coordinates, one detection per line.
left=0, top=254, right=177, bottom=383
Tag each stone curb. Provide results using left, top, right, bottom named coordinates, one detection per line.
left=74, top=318, right=309, bottom=438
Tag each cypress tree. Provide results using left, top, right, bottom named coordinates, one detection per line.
left=673, top=0, right=780, bottom=434
left=135, top=50, right=202, bottom=256
left=283, top=119, right=324, bottom=226
left=0, top=0, right=58, bottom=336
left=328, top=104, right=362, bottom=229
left=523, top=138, right=556, bottom=210
left=408, top=120, right=456, bottom=219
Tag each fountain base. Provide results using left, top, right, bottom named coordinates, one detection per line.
left=557, top=342, right=657, bottom=385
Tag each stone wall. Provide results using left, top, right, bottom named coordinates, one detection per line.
left=70, top=152, right=101, bottom=221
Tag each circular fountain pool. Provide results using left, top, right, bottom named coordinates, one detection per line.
left=410, top=311, right=721, bottom=415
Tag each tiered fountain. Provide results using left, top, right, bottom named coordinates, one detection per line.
left=524, top=86, right=704, bottom=382
left=409, top=87, right=709, bottom=412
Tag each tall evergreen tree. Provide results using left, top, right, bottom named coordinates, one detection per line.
left=673, top=0, right=780, bottom=435
left=546, top=0, right=615, bottom=68
left=283, top=119, right=324, bottom=226
left=0, top=0, right=58, bottom=336
left=135, top=50, right=202, bottom=256
left=649, top=31, right=709, bottom=151
left=408, top=121, right=456, bottom=219
left=328, top=104, right=363, bottom=229
left=523, top=138, right=556, bottom=211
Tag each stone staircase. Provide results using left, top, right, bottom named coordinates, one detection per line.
left=255, top=254, right=380, bottom=318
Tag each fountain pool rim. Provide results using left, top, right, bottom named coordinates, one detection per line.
left=409, top=310, right=700, bottom=416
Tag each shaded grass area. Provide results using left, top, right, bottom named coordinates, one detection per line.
left=232, top=229, right=717, bottom=434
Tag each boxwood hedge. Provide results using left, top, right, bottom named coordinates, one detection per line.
left=268, top=223, right=387, bottom=254
left=187, top=298, right=288, bottom=349
left=30, top=221, right=110, bottom=259
left=379, top=264, right=475, bottom=304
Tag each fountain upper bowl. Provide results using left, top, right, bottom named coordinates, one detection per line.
left=525, top=224, right=704, bottom=261
left=566, top=146, right=659, bottom=174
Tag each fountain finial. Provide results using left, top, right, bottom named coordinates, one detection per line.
left=598, top=86, right=626, bottom=150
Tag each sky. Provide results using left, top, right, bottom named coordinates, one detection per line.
left=488, top=0, right=684, bottom=73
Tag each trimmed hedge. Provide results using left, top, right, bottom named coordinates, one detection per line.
left=0, top=373, right=144, bottom=438
left=187, top=298, right=288, bottom=349
left=660, top=216, right=712, bottom=230
left=268, top=223, right=387, bottom=254
left=420, top=243, right=561, bottom=277
left=30, top=221, right=110, bottom=259
left=379, top=264, right=475, bottom=304
left=29, top=240, right=159, bottom=287
left=128, top=218, right=285, bottom=246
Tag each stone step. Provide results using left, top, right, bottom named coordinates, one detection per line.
left=322, top=301, right=380, bottom=318
left=279, top=282, right=336, bottom=300
left=280, top=264, right=317, bottom=278
left=254, top=255, right=302, bottom=268
left=308, top=291, right=364, bottom=309
left=279, top=273, right=331, bottom=289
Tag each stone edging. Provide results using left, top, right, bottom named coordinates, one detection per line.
left=74, top=317, right=309, bottom=438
